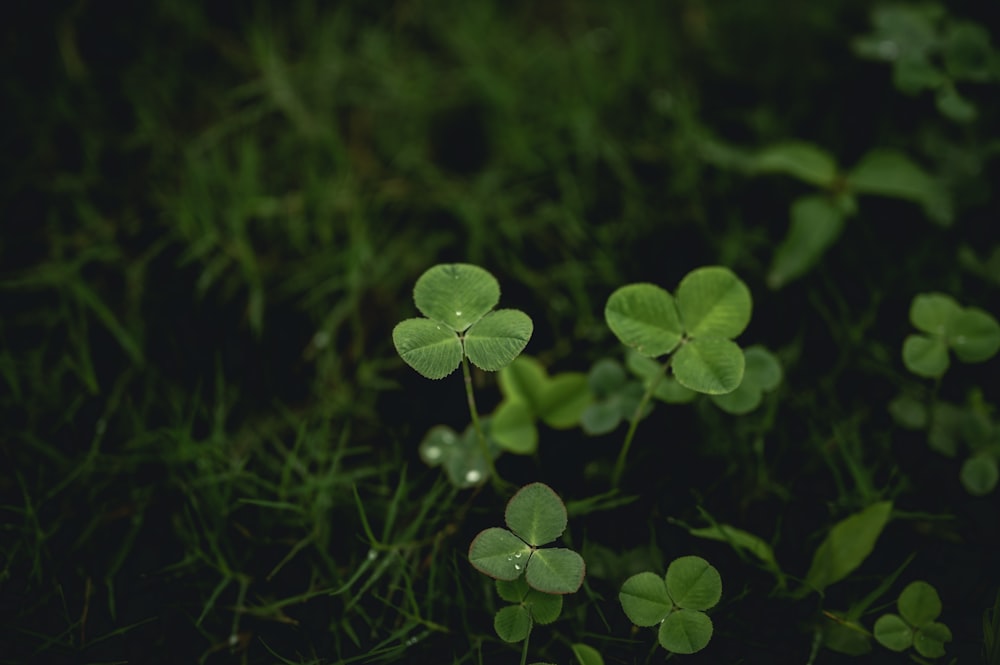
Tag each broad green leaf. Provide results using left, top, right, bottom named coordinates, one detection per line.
left=619, top=571, right=672, bottom=626
left=654, top=377, right=698, bottom=404
left=494, top=605, right=531, bottom=642
left=589, top=358, right=627, bottom=395
left=874, top=614, right=913, bottom=651
left=910, top=293, right=962, bottom=335
left=768, top=195, right=846, bottom=289
left=709, top=380, right=761, bottom=415
left=914, top=622, right=952, bottom=658
left=525, top=548, right=585, bottom=594
left=902, top=334, right=950, bottom=378
left=673, top=338, right=745, bottom=395
left=949, top=308, right=1000, bottom=363
left=500, top=356, right=548, bottom=406
left=464, top=309, right=533, bottom=371
left=468, top=528, right=531, bottom=580
left=898, top=581, right=942, bottom=627
left=492, top=401, right=537, bottom=454
left=580, top=400, right=623, bottom=435
left=675, top=267, right=752, bottom=338
left=496, top=576, right=529, bottom=603
left=570, top=643, right=605, bottom=665
left=687, top=524, right=779, bottom=572
left=505, top=483, right=568, bottom=546
left=960, top=455, right=998, bottom=496
left=744, top=345, right=783, bottom=391
left=526, top=589, right=563, bottom=624
left=803, top=501, right=893, bottom=593
left=392, top=319, right=463, bottom=379
left=659, top=609, right=713, bottom=654
left=751, top=141, right=838, bottom=187
left=665, top=556, right=722, bottom=610
left=604, top=283, right=683, bottom=357
left=413, top=263, right=499, bottom=332
left=626, top=351, right=696, bottom=403
left=537, top=373, right=591, bottom=429
left=848, top=149, right=950, bottom=224
left=822, top=615, right=873, bottom=656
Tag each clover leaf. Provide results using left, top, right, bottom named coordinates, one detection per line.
left=469, top=483, right=585, bottom=595
left=580, top=358, right=648, bottom=435
left=874, top=581, right=952, bottom=658
left=419, top=422, right=500, bottom=488
left=619, top=556, right=722, bottom=655
left=393, top=264, right=532, bottom=379
left=902, top=292, right=1000, bottom=378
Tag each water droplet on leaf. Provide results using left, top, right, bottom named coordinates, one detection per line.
left=513, top=563, right=521, bottom=571
left=465, top=469, right=482, bottom=484
left=514, top=552, right=522, bottom=558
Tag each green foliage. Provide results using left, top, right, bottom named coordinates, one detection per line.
left=874, top=581, right=952, bottom=658
left=419, top=423, right=501, bottom=488
left=605, top=266, right=752, bottom=394
left=802, top=501, right=893, bottom=595
left=580, top=358, right=648, bottom=435
left=394, top=264, right=533, bottom=379
left=902, top=292, right=1000, bottom=378
left=619, top=556, right=722, bottom=654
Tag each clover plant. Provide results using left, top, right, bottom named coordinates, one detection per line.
left=393, top=263, right=533, bottom=485
left=874, top=581, right=953, bottom=658
left=619, top=556, right=723, bottom=655
left=419, top=422, right=501, bottom=489
left=902, top=292, right=1000, bottom=379
left=469, top=483, right=585, bottom=660
left=603, top=266, right=753, bottom=485
left=579, top=358, right=648, bottom=435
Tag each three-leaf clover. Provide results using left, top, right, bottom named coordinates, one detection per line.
left=419, top=423, right=501, bottom=488
left=393, top=264, right=533, bottom=379
left=874, top=581, right=952, bottom=658
left=492, top=576, right=563, bottom=642
left=902, top=292, right=1000, bottom=378
left=604, top=266, right=752, bottom=394
left=619, top=556, right=723, bottom=654
left=469, top=483, right=586, bottom=595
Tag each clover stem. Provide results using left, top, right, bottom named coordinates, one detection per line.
left=611, top=355, right=672, bottom=489
left=519, top=621, right=532, bottom=665
left=461, top=353, right=501, bottom=486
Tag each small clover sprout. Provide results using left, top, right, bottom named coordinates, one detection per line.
left=419, top=423, right=500, bottom=488
left=874, top=581, right=952, bottom=658
left=902, top=292, right=1000, bottom=378
left=580, top=359, right=648, bottom=435
left=469, top=483, right=585, bottom=595
left=619, top=556, right=722, bottom=655
left=393, top=263, right=533, bottom=379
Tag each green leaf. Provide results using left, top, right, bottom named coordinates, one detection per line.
left=898, top=581, right=942, bottom=627
left=943, top=22, right=994, bottom=82
left=626, top=351, right=696, bottom=403
left=847, top=149, right=950, bottom=224
left=675, top=267, right=752, bottom=338
left=525, top=589, right=563, bottom=624
left=822, top=614, right=873, bottom=656
left=673, top=338, right=745, bottom=395
left=619, top=571, right=673, bottom=626
left=537, top=373, right=591, bottom=429
left=525, top=548, right=585, bottom=594
left=492, top=400, right=538, bottom=454
left=710, top=380, right=761, bottom=415
left=665, top=556, right=722, bottom=610
left=570, top=643, right=605, bottom=665
left=751, top=141, right=838, bottom=187
left=914, top=622, right=952, bottom=658
left=949, top=307, right=1000, bottom=363
left=960, top=455, right=999, bottom=496
left=505, top=483, right=568, bottom=546
left=419, top=425, right=461, bottom=467
left=888, top=394, right=929, bottom=430
left=413, top=263, right=500, bottom=332
left=496, top=576, right=530, bottom=603
left=744, top=345, right=783, bottom=391
left=686, top=524, right=780, bottom=573
left=494, top=605, right=531, bottom=642
left=580, top=400, right=624, bottom=435
left=392, top=319, right=463, bottom=379
left=500, top=356, right=548, bottom=405
left=658, top=609, right=714, bottom=654
left=768, top=195, right=846, bottom=289
left=604, top=283, right=683, bottom=357
left=910, top=293, right=962, bottom=335
left=588, top=358, right=627, bottom=395
left=902, top=334, right=950, bottom=378
left=937, top=86, right=978, bottom=123
left=434, top=422, right=500, bottom=488
left=464, top=309, right=533, bottom=371
left=468, top=528, right=531, bottom=580
left=803, top=501, right=893, bottom=594
left=874, top=614, right=913, bottom=651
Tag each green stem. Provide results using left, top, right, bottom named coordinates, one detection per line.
left=611, top=356, right=672, bottom=489
left=461, top=353, right=501, bottom=487
left=519, top=621, right=532, bottom=665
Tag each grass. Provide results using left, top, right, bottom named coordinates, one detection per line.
left=3, top=0, right=999, bottom=663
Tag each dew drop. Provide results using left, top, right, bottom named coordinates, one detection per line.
left=423, top=446, right=442, bottom=461
left=455, top=310, right=463, bottom=317
left=513, top=563, right=521, bottom=571
left=228, top=634, right=239, bottom=647
left=465, top=469, right=482, bottom=484
left=367, top=548, right=378, bottom=561
left=513, top=552, right=523, bottom=559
